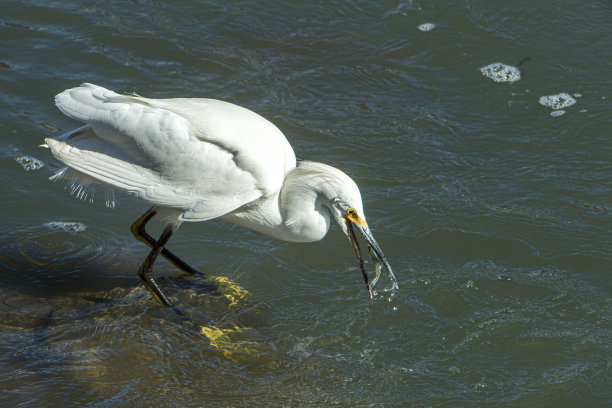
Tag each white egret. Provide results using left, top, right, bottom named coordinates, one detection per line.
left=45, top=83, right=398, bottom=307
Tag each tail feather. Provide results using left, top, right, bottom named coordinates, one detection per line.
left=45, top=138, right=193, bottom=209
left=50, top=167, right=117, bottom=208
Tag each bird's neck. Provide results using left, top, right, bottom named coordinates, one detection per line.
left=222, top=162, right=332, bottom=243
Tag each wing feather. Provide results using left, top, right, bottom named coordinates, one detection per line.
left=48, top=83, right=295, bottom=220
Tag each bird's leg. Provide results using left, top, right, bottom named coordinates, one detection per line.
left=131, top=207, right=201, bottom=276
left=131, top=208, right=250, bottom=307
left=138, top=223, right=178, bottom=307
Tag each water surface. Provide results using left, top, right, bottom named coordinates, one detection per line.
left=1, top=0, right=611, bottom=406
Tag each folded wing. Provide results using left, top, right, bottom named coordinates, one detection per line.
left=48, top=83, right=296, bottom=221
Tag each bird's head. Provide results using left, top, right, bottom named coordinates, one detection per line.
left=298, top=161, right=398, bottom=297
left=283, top=161, right=398, bottom=297
left=327, top=195, right=398, bottom=298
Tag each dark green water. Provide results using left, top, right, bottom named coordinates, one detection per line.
left=1, top=0, right=610, bottom=406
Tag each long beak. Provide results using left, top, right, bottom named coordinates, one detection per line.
left=344, top=217, right=398, bottom=298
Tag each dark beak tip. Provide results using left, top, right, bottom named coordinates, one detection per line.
left=347, top=221, right=399, bottom=299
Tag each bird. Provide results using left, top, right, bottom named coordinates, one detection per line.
left=44, top=83, right=398, bottom=308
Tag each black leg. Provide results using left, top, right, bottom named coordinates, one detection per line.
left=130, top=207, right=249, bottom=308
left=131, top=208, right=202, bottom=276
left=138, top=224, right=177, bottom=307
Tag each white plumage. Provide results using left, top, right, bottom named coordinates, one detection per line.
left=46, top=83, right=397, bottom=306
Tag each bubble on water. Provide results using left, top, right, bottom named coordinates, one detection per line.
left=480, top=62, right=521, bottom=83
left=448, top=366, right=461, bottom=375
left=538, top=93, right=576, bottom=110
left=44, top=221, right=87, bottom=233
left=475, top=382, right=488, bottom=391
left=15, top=155, right=44, bottom=171
left=417, top=23, right=436, bottom=32
left=550, top=110, right=566, bottom=117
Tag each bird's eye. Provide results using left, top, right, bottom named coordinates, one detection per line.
left=347, top=208, right=356, bottom=216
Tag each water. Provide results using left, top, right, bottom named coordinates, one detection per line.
left=1, top=0, right=611, bottom=406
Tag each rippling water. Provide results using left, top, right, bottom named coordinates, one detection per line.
left=1, top=0, right=611, bottom=406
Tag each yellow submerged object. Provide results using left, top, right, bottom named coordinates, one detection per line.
left=209, top=275, right=249, bottom=307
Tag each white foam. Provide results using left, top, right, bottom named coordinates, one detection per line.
left=44, top=222, right=87, bottom=233
left=480, top=62, right=521, bottom=83
left=550, top=110, right=566, bottom=117
left=538, top=93, right=577, bottom=110
left=417, top=23, right=436, bottom=32
left=15, top=155, right=44, bottom=171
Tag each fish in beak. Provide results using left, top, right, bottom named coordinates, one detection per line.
left=343, top=209, right=398, bottom=298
